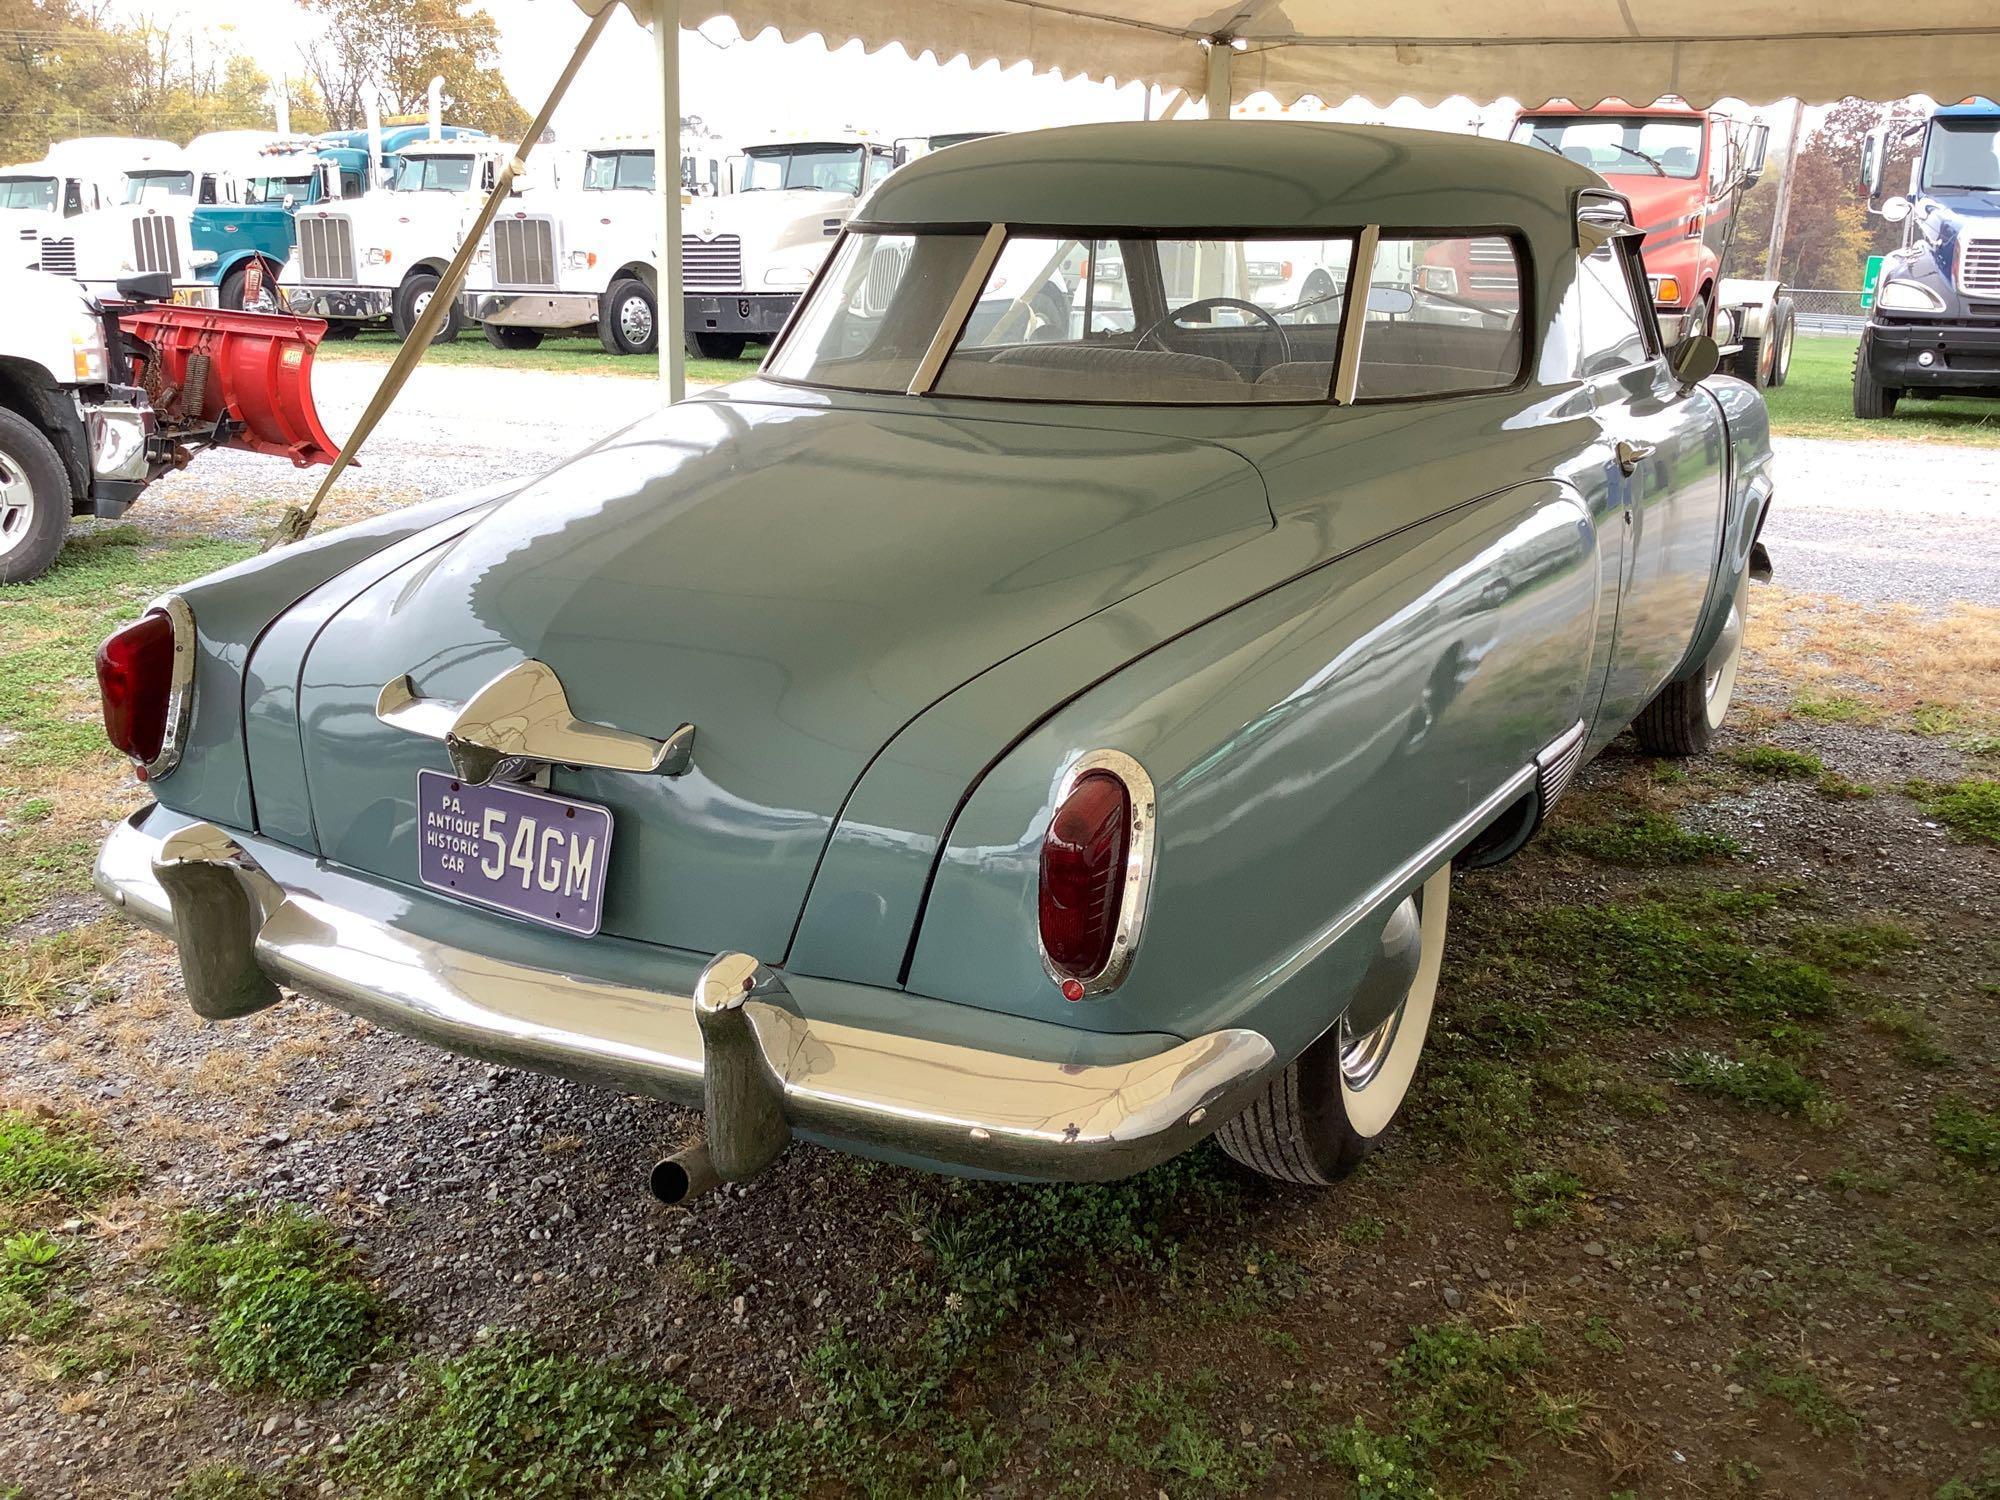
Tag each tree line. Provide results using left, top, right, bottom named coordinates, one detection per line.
left=0, top=0, right=527, bottom=163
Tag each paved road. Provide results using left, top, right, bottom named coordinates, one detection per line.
left=136, top=362, right=1997, bottom=608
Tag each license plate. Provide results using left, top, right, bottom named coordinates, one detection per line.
left=170, top=287, right=209, bottom=307
left=415, top=770, right=613, bottom=935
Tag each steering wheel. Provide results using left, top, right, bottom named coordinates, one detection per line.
left=1138, top=295, right=1293, bottom=366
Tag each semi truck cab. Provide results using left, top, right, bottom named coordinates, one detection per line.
left=1853, top=99, right=2000, bottom=417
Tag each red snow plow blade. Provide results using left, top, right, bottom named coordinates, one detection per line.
left=116, top=305, right=339, bottom=468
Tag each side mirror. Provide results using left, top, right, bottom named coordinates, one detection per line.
left=1857, top=128, right=1885, bottom=199
left=1880, top=195, right=1913, bottom=224
left=1670, top=332, right=1720, bottom=388
left=115, top=271, right=173, bottom=303
left=1739, top=123, right=1769, bottom=189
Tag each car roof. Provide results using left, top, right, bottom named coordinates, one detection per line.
left=858, top=121, right=1595, bottom=247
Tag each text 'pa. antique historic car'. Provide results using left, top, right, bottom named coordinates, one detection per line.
left=93, top=123, right=1773, bottom=1202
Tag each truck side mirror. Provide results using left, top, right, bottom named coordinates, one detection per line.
left=1879, top=195, right=1912, bottom=224
left=1739, top=124, right=1768, bottom=188
left=1857, top=128, right=1885, bottom=200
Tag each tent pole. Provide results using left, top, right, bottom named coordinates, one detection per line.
left=1204, top=38, right=1234, bottom=119
left=657, top=0, right=685, bottom=403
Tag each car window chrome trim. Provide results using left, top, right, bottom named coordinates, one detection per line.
left=140, top=592, right=197, bottom=780
left=908, top=222, right=1006, bottom=395
left=1332, top=224, right=1379, bottom=405
left=1037, top=747, right=1158, bottom=999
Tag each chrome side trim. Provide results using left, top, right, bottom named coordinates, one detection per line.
left=1332, top=224, right=1379, bottom=405
left=142, top=593, right=196, bottom=781
left=376, top=658, right=695, bottom=785
left=1036, top=748, right=1159, bottom=999
left=95, top=812, right=1275, bottom=1183
left=1534, top=719, right=1587, bottom=812
left=907, top=222, right=1006, bottom=396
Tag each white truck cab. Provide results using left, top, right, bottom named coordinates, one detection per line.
left=282, top=137, right=532, bottom=342
left=680, top=137, right=901, bottom=357
left=34, top=142, right=217, bottom=309
left=461, top=141, right=663, bottom=354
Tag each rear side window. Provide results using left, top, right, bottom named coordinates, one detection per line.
left=1353, top=234, right=1525, bottom=400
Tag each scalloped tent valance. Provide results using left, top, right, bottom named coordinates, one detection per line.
left=574, top=0, right=2000, bottom=108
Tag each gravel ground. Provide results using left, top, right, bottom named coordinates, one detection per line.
left=126, top=362, right=1999, bottom=608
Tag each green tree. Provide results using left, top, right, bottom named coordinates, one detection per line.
left=298, top=0, right=529, bottom=137
left=1733, top=97, right=1926, bottom=288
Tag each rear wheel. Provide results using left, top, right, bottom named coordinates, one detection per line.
left=0, top=406, right=71, bottom=586
left=482, top=322, right=545, bottom=351
left=392, top=271, right=464, bottom=344
left=598, top=279, right=658, bottom=355
left=686, top=331, right=745, bottom=360
left=1851, top=341, right=1899, bottom=418
left=1633, top=573, right=1746, bottom=757
left=1216, top=866, right=1450, bottom=1185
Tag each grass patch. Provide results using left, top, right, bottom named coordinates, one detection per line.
left=1507, top=1168, right=1586, bottom=1230
left=314, top=327, right=754, bottom=385
left=0, top=1112, right=131, bottom=1207
left=1763, top=335, right=2000, bottom=449
left=0, top=922, right=122, bottom=1013
left=1866, top=1005, right=1953, bottom=1069
left=1339, top=1215, right=1388, bottom=1247
left=1737, top=1348, right=1862, bottom=1438
left=1057, top=1365, right=1268, bottom=1496
left=1788, top=918, right=1920, bottom=972
left=1930, top=1097, right=2000, bottom=1171
left=1730, top=745, right=1825, bottom=780
left=0, top=1229, right=70, bottom=1338
left=174, top=1464, right=284, bottom=1499
left=1545, top=811, right=1740, bottom=867
left=1790, top=692, right=1875, bottom=724
left=162, top=1201, right=388, bottom=1397
left=1906, top=779, right=2000, bottom=846
left=1667, top=1048, right=1837, bottom=1125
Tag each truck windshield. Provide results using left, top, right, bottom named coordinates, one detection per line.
left=741, top=147, right=864, bottom=195
left=585, top=151, right=654, bottom=191
left=393, top=156, right=474, bottom=192
left=247, top=174, right=314, bottom=204
left=1923, top=119, right=2000, bottom=191
left=1512, top=117, right=1703, bottom=178
left=0, top=176, right=57, bottom=210
left=124, top=170, right=195, bottom=203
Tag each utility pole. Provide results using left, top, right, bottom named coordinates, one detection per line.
left=1765, top=98, right=1807, bottom=281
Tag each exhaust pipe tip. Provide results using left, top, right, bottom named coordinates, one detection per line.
left=649, top=1143, right=721, bottom=1206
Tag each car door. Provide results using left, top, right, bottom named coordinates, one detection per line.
left=1578, top=223, right=1727, bottom=735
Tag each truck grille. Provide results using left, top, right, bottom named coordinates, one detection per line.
left=1962, top=238, right=2000, bottom=297
left=682, top=234, right=742, bottom=292
left=491, top=217, right=557, bottom=289
left=1468, top=239, right=1515, bottom=264
left=37, top=236, right=76, bottom=276
left=131, top=215, right=181, bottom=277
left=861, top=241, right=910, bottom=314
left=297, top=215, right=356, bottom=283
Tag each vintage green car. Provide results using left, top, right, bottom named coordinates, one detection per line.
left=93, top=123, right=1772, bottom=1201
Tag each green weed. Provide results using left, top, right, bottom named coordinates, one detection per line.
left=1791, top=693, right=1873, bottom=724
left=1089, top=1369, right=1267, bottom=1496
left=1667, top=1049, right=1837, bottom=1125
left=1340, top=1215, right=1388, bottom=1247
left=174, top=1465, right=284, bottom=1499
left=1547, top=811, right=1742, bottom=867
left=1907, top=779, right=2000, bottom=846
left=1737, top=1350, right=1861, bottom=1437
left=1866, top=1005, right=1952, bottom=1069
left=1788, top=919, right=1919, bottom=972
left=1931, top=1097, right=2000, bottom=1171
left=0, top=1112, right=130, bottom=1206
left=1507, top=1168, right=1586, bottom=1230
left=162, top=1202, right=388, bottom=1398
left=1730, top=745, right=1824, bottom=779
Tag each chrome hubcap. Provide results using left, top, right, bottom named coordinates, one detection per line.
left=0, top=448, right=34, bottom=559
left=1703, top=585, right=1746, bottom=729
left=620, top=295, right=653, bottom=343
left=412, top=288, right=432, bottom=319
left=1339, top=896, right=1419, bottom=1095
left=1334, top=865, right=1451, bottom=1138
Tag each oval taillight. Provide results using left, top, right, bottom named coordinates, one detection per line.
left=1038, top=770, right=1131, bottom=991
left=97, top=609, right=177, bottom=770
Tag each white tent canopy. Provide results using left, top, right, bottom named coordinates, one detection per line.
left=579, top=1, right=2000, bottom=110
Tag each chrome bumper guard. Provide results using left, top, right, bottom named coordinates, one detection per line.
left=462, top=291, right=600, bottom=328
left=283, top=285, right=393, bottom=320
left=95, top=811, right=1275, bottom=1184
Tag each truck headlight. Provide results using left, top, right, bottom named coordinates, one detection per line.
left=68, top=303, right=107, bottom=382
left=1416, top=265, right=1457, bottom=295
left=1877, top=278, right=1945, bottom=314
left=363, top=247, right=387, bottom=266
left=763, top=267, right=813, bottom=288
left=190, top=249, right=218, bottom=269
left=565, top=250, right=597, bottom=270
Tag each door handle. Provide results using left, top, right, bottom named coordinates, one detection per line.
left=1616, top=439, right=1655, bottom=476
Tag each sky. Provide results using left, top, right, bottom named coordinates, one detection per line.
left=107, top=0, right=1822, bottom=151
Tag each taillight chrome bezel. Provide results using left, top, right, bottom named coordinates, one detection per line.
left=122, top=593, right=195, bottom=779
left=1037, top=747, right=1157, bottom=998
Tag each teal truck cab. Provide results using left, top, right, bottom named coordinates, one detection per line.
left=1854, top=99, right=2000, bottom=417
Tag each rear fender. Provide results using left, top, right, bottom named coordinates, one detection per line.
left=112, top=304, right=339, bottom=468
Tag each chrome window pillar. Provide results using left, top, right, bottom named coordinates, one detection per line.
left=907, top=222, right=1006, bottom=395
left=1332, top=224, right=1379, bottom=405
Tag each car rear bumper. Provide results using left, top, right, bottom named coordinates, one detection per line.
left=95, top=806, right=1273, bottom=1184
left=1863, top=320, right=2000, bottom=392
left=284, top=285, right=393, bottom=321
left=683, top=292, right=795, bottom=336
left=463, top=291, right=598, bottom=328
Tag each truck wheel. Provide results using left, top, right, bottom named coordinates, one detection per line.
left=483, top=323, right=545, bottom=351
left=392, top=272, right=464, bottom=344
left=219, top=261, right=279, bottom=313
left=1215, top=867, right=1450, bottom=1185
left=0, top=407, right=71, bottom=586
left=598, top=280, right=658, bottom=356
left=1633, top=573, right=1745, bottom=757
left=1767, top=299, right=1796, bottom=388
left=1852, top=344, right=1900, bottom=419
left=685, top=331, right=746, bottom=360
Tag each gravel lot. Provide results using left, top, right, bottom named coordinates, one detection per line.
left=134, top=362, right=1999, bottom=607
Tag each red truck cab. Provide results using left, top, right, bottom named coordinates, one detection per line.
left=1510, top=103, right=1767, bottom=345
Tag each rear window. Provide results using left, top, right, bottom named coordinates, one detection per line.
left=1353, top=235, right=1525, bottom=400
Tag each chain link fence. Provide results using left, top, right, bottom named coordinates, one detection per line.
left=1788, top=288, right=1867, bottom=336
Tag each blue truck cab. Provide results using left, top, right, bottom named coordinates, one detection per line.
left=192, top=125, right=486, bottom=310
left=1853, top=99, right=2000, bottom=417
